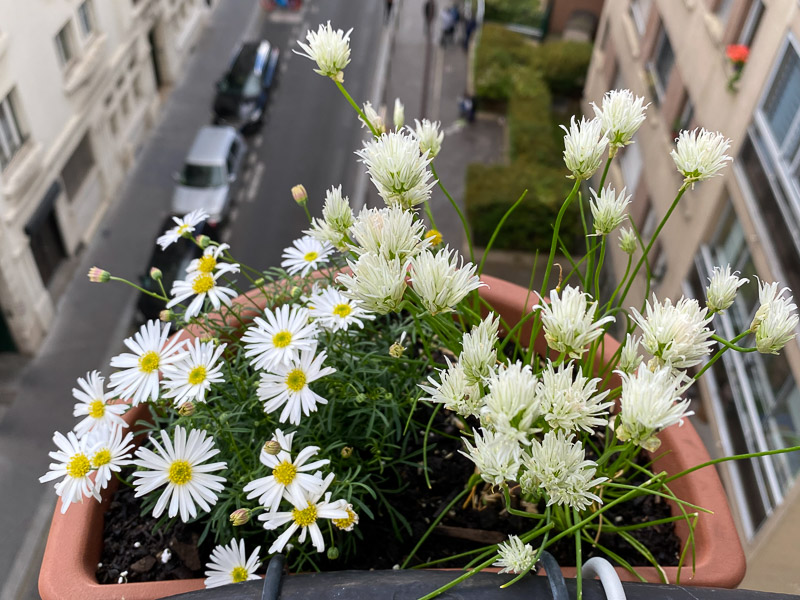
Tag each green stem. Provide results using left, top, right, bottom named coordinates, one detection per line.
left=431, top=163, right=474, bottom=264
left=663, top=444, right=800, bottom=485
left=334, top=80, right=379, bottom=138
left=693, top=331, right=751, bottom=380
left=594, top=236, right=607, bottom=303
left=541, top=178, right=581, bottom=295
left=598, top=155, right=613, bottom=190
left=422, top=200, right=438, bottom=230
left=710, top=333, right=756, bottom=352
left=477, top=189, right=528, bottom=277
left=108, top=276, right=167, bottom=301
left=574, top=508, right=583, bottom=600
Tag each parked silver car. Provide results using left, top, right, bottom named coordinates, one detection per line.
left=171, top=126, right=246, bottom=225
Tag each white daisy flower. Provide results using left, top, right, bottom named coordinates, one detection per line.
left=419, top=359, right=482, bottom=418
left=355, top=130, right=436, bottom=210
left=630, top=295, right=715, bottom=371
left=751, top=279, right=799, bottom=355
left=294, top=21, right=352, bottom=82
left=460, top=427, right=522, bottom=487
left=204, top=539, right=261, bottom=588
left=39, top=431, right=100, bottom=513
left=167, top=270, right=238, bottom=320
left=306, top=185, right=354, bottom=250
left=494, top=535, right=537, bottom=575
left=591, top=89, right=648, bottom=152
left=72, top=371, right=128, bottom=439
left=534, top=286, right=615, bottom=360
left=337, top=252, right=408, bottom=314
left=393, top=98, right=404, bottom=130
left=308, top=287, right=375, bottom=332
left=243, top=429, right=330, bottom=512
left=162, top=339, right=227, bottom=405
left=480, top=361, right=540, bottom=444
left=109, top=320, right=187, bottom=406
left=132, top=425, right=227, bottom=522
left=561, top=116, right=608, bottom=181
left=257, top=347, right=336, bottom=425
left=259, top=472, right=349, bottom=554
left=156, top=209, right=209, bottom=250
left=87, top=425, right=135, bottom=491
left=618, top=333, right=643, bottom=374
left=348, top=206, right=430, bottom=261
left=242, top=304, right=319, bottom=371
left=616, top=364, right=694, bottom=451
left=187, top=243, right=240, bottom=276
left=460, top=314, right=499, bottom=385
left=281, top=236, right=334, bottom=277
left=671, top=128, right=732, bottom=187
left=332, top=503, right=359, bottom=531
left=705, top=265, right=748, bottom=314
left=590, top=186, right=631, bottom=235
left=535, top=361, right=612, bottom=434
left=409, top=246, right=484, bottom=315
left=520, top=431, right=606, bottom=511
left=412, top=118, right=444, bottom=158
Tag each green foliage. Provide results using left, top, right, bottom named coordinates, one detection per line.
left=473, top=23, right=536, bottom=101
left=530, top=40, right=593, bottom=97
left=484, top=0, right=545, bottom=28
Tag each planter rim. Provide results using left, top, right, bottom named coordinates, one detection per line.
left=38, top=274, right=745, bottom=600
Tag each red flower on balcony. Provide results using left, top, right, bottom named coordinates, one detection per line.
left=726, top=44, right=750, bottom=65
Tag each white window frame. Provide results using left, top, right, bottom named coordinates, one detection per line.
left=77, top=1, right=94, bottom=38
left=738, top=0, right=765, bottom=47
left=0, top=90, right=25, bottom=170
left=630, top=0, right=652, bottom=36
left=54, top=22, right=75, bottom=67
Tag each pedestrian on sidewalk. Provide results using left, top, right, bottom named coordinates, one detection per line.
left=463, top=14, right=477, bottom=51
left=439, top=5, right=455, bottom=46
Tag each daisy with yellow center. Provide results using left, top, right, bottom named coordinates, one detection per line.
left=40, top=431, right=100, bottom=513
left=308, top=286, right=375, bottom=332
left=260, top=473, right=349, bottom=554
left=280, top=235, right=334, bottom=277
left=86, top=425, right=135, bottom=490
left=167, top=269, right=238, bottom=320
left=243, top=429, right=329, bottom=512
left=257, top=346, right=336, bottom=425
left=332, top=503, right=359, bottom=531
left=71, top=371, right=128, bottom=439
left=204, top=539, right=261, bottom=589
left=188, top=243, right=240, bottom=276
left=242, top=304, right=318, bottom=371
left=162, top=339, right=227, bottom=406
left=109, top=320, right=187, bottom=406
left=156, top=209, right=210, bottom=250
left=132, top=425, right=227, bottom=522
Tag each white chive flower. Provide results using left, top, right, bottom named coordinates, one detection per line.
left=162, top=339, right=226, bottom=405
left=306, top=185, right=354, bottom=250
left=187, top=243, right=240, bottom=276
left=204, top=539, right=261, bottom=588
left=618, top=333, right=643, bottom=374
left=671, top=128, right=732, bottom=187
left=751, top=279, right=799, bottom=354
left=519, top=431, right=606, bottom=510
left=294, top=21, right=352, bottom=82
left=590, top=186, right=631, bottom=235
left=412, top=118, right=444, bottom=158
left=348, top=206, right=430, bottom=261
left=706, top=265, right=748, bottom=314
left=409, top=246, right=484, bottom=315
left=87, top=425, right=135, bottom=491
left=616, top=364, right=694, bottom=451
left=242, top=304, right=318, bottom=371
left=419, top=359, right=482, bottom=418
left=132, top=426, right=227, bottom=522
left=630, top=295, right=714, bottom=371
left=167, top=270, right=238, bottom=320
left=460, top=314, right=499, bottom=385
left=156, top=209, right=209, bottom=250
left=494, top=536, right=537, bottom=575
left=536, top=361, right=612, bottom=434
left=109, top=320, right=187, bottom=406
left=360, top=101, right=386, bottom=134
left=257, top=347, right=336, bottom=425
left=337, top=252, right=408, bottom=314
left=244, top=429, right=329, bottom=512
left=356, top=131, right=435, bottom=209
left=561, top=116, right=608, bottom=180
left=260, top=472, right=349, bottom=554
left=72, top=371, right=128, bottom=439
left=40, top=431, right=100, bottom=513
left=281, top=235, right=334, bottom=277
left=534, top=286, right=615, bottom=360
left=460, top=427, right=522, bottom=486
left=480, top=362, right=540, bottom=444
left=307, top=286, right=375, bottom=332
left=393, top=98, right=404, bottom=130
left=618, top=227, right=637, bottom=254
left=591, top=89, right=648, bottom=152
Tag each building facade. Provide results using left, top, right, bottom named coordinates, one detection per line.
left=583, top=0, right=800, bottom=591
left=0, top=0, right=212, bottom=354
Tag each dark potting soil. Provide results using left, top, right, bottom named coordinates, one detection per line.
left=97, top=411, right=680, bottom=583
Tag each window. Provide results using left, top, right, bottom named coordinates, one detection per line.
left=0, top=89, right=25, bottom=170
left=61, top=134, right=95, bottom=200
left=762, top=44, right=800, bottom=155
left=672, top=94, right=695, bottom=139
left=714, top=0, right=735, bottom=27
left=650, top=26, right=675, bottom=102
left=77, top=1, right=94, bottom=37
left=738, top=0, right=764, bottom=47
left=630, top=0, right=652, bottom=36
left=54, top=22, right=75, bottom=66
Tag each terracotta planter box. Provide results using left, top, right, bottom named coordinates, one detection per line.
left=38, top=274, right=745, bottom=600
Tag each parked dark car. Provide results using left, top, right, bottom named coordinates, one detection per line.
left=213, top=40, right=280, bottom=132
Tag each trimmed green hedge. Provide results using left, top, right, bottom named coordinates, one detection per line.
left=530, top=41, right=593, bottom=97
left=507, top=75, right=562, bottom=166
left=484, top=0, right=545, bottom=29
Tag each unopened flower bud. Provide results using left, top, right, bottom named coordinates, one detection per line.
left=230, top=508, right=251, bottom=526
left=424, top=229, right=443, bottom=247
left=178, top=402, right=195, bottom=416
left=196, top=234, right=211, bottom=249
left=149, top=267, right=162, bottom=281
left=254, top=277, right=265, bottom=287
left=291, top=286, right=303, bottom=299
left=292, top=184, right=308, bottom=206
left=263, top=440, right=282, bottom=455
left=340, top=446, right=353, bottom=459
left=327, top=546, right=340, bottom=560
left=618, top=227, right=637, bottom=255
left=393, top=98, right=404, bottom=130
left=88, top=267, right=110, bottom=283
left=389, top=342, right=406, bottom=358
left=159, top=309, right=175, bottom=322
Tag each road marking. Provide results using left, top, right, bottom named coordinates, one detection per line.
left=269, top=11, right=304, bottom=24
left=246, top=162, right=265, bottom=202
